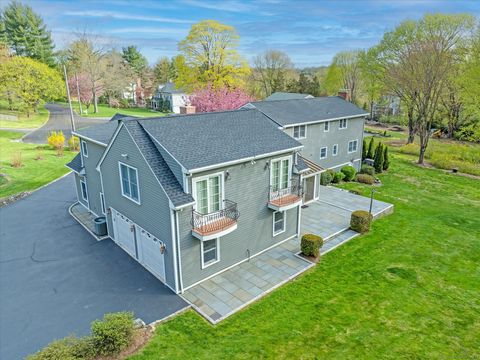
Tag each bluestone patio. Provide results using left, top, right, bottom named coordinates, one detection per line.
left=181, top=185, right=393, bottom=324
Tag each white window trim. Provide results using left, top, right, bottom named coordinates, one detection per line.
left=293, top=125, right=307, bottom=140
left=320, top=146, right=328, bottom=159
left=324, top=121, right=329, bottom=132
left=100, top=192, right=106, bottom=215
left=81, top=140, right=88, bottom=157
left=348, top=139, right=359, bottom=154
left=118, top=162, right=141, bottom=205
left=332, top=144, right=338, bottom=156
left=339, top=119, right=348, bottom=129
left=80, top=178, right=88, bottom=202
left=270, top=155, right=292, bottom=188
left=272, top=211, right=286, bottom=237
left=200, top=238, right=220, bottom=269
left=191, top=171, right=225, bottom=212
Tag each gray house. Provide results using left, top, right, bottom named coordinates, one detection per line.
left=66, top=96, right=367, bottom=293
left=243, top=96, right=369, bottom=204
left=151, top=82, right=189, bottom=114
left=67, top=109, right=304, bottom=293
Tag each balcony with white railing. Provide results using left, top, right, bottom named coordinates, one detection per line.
left=268, top=178, right=303, bottom=211
left=191, top=200, right=240, bottom=241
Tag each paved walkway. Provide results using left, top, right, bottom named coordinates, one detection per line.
left=22, top=103, right=109, bottom=144
left=182, top=237, right=313, bottom=323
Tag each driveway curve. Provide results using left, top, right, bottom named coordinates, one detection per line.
left=0, top=174, right=188, bottom=360
left=22, top=103, right=109, bottom=144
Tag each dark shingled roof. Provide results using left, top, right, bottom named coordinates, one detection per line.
left=250, top=96, right=369, bottom=126
left=137, top=109, right=302, bottom=171
left=265, top=92, right=313, bottom=101
left=159, top=82, right=185, bottom=94
left=110, top=113, right=138, bottom=122
left=66, top=153, right=83, bottom=173
left=295, top=155, right=310, bottom=173
left=124, top=121, right=194, bottom=207
left=75, top=121, right=118, bottom=145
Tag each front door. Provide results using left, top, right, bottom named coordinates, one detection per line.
left=304, top=176, right=315, bottom=203
left=195, top=174, right=222, bottom=215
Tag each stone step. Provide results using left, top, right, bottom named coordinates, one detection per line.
left=321, top=229, right=359, bottom=255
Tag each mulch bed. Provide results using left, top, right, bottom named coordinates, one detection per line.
left=299, top=253, right=321, bottom=264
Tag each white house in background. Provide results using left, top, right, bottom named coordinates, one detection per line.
left=151, top=82, right=189, bottom=114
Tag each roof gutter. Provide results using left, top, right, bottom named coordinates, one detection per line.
left=71, top=131, right=108, bottom=147
left=280, top=113, right=369, bottom=128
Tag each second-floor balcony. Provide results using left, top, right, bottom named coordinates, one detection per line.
left=191, top=199, right=240, bottom=241
left=268, top=178, right=303, bottom=211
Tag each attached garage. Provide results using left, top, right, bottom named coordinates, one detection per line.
left=111, top=208, right=166, bottom=283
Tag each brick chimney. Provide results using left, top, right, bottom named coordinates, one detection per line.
left=338, top=90, right=351, bottom=102
left=180, top=105, right=196, bottom=114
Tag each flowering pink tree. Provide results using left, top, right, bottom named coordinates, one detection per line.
left=190, top=84, right=255, bottom=113
left=68, top=73, right=103, bottom=112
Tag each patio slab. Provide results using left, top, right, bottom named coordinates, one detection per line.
left=182, top=237, right=314, bottom=324
left=69, top=202, right=108, bottom=240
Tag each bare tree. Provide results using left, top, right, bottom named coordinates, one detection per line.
left=252, top=50, right=293, bottom=97
left=332, top=50, right=362, bottom=103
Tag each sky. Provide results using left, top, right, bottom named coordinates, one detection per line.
left=8, top=0, right=480, bottom=68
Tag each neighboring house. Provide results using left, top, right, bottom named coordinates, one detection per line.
left=242, top=96, right=369, bottom=204
left=151, top=82, right=189, bottom=114
left=265, top=92, right=313, bottom=101
left=67, top=109, right=304, bottom=294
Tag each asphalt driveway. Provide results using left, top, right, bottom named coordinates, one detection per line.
left=0, top=174, right=188, bottom=360
left=22, top=103, right=109, bottom=144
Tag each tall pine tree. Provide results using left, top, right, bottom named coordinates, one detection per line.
left=374, top=142, right=384, bottom=173
left=0, top=1, right=55, bottom=66
left=383, top=146, right=390, bottom=171
left=366, top=137, right=375, bottom=159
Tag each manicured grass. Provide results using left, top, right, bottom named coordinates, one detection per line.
left=58, top=101, right=167, bottom=118
left=0, top=130, right=76, bottom=198
left=130, top=152, right=480, bottom=359
left=0, top=100, right=50, bottom=129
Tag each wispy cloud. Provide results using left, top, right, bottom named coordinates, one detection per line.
left=180, top=0, right=255, bottom=13
left=108, top=27, right=189, bottom=35
left=64, top=10, right=193, bottom=24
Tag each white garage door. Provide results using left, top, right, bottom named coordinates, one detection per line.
left=112, top=210, right=137, bottom=258
left=138, top=229, right=166, bottom=283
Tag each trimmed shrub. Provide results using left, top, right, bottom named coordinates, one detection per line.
left=341, top=165, right=356, bottom=181
left=350, top=210, right=373, bottom=234
left=26, top=337, right=80, bottom=360
left=366, top=137, right=375, bottom=159
left=373, top=142, right=384, bottom=173
left=383, top=146, right=390, bottom=171
left=332, top=171, right=345, bottom=183
left=320, top=170, right=333, bottom=185
left=301, top=234, right=324, bottom=258
left=360, top=164, right=375, bottom=176
left=91, top=312, right=135, bottom=356
left=356, top=173, right=375, bottom=185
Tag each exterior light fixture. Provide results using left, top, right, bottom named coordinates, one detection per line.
left=225, top=170, right=231, bottom=181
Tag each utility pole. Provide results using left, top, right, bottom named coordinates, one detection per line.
left=63, top=65, right=76, bottom=132
left=75, top=73, right=83, bottom=115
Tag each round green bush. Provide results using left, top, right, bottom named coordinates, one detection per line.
left=350, top=210, right=373, bottom=233
left=91, top=312, right=135, bottom=356
left=356, top=173, right=375, bottom=185
left=360, top=164, right=375, bottom=176
left=26, top=337, right=80, bottom=360
left=301, top=233, right=324, bottom=258
left=320, top=171, right=333, bottom=185
left=341, top=165, right=357, bottom=181
left=332, top=171, right=345, bottom=183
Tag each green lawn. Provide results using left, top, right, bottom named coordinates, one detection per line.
left=130, top=151, right=480, bottom=359
left=0, top=100, right=50, bottom=129
left=0, top=130, right=76, bottom=198
left=58, top=101, right=167, bottom=118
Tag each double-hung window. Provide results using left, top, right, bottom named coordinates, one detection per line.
left=271, top=157, right=290, bottom=192
left=320, top=147, right=328, bottom=159
left=273, top=211, right=285, bottom=236
left=339, top=119, right=348, bottom=129
left=201, top=238, right=219, bottom=268
left=348, top=140, right=358, bottom=153
left=324, top=121, right=329, bottom=132
left=332, top=144, right=338, bottom=156
left=81, top=140, right=88, bottom=157
left=194, top=173, right=222, bottom=215
left=80, top=178, right=88, bottom=201
left=293, top=125, right=306, bottom=139
left=120, top=163, right=140, bottom=203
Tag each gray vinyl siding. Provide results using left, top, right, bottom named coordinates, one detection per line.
left=79, top=141, right=105, bottom=216
left=285, top=116, right=365, bottom=171
left=177, top=152, right=299, bottom=288
left=74, top=173, right=88, bottom=208
left=99, top=126, right=176, bottom=289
